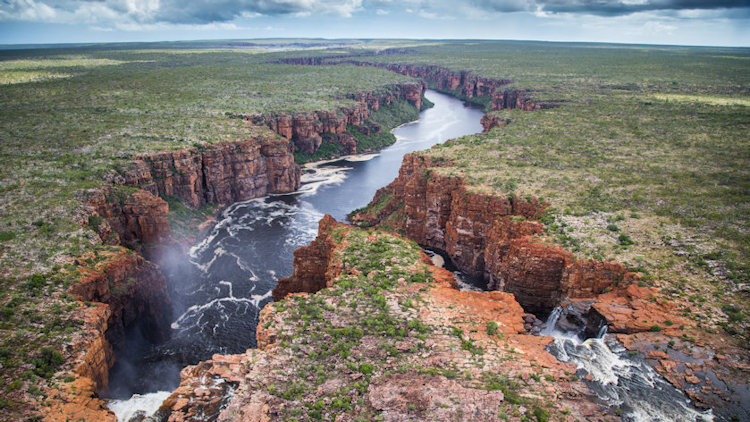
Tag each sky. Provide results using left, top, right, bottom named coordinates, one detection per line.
left=0, top=0, right=748, bottom=47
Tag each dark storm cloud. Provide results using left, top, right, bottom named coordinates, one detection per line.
left=536, top=0, right=750, bottom=16
left=0, top=0, right=363, bottom=24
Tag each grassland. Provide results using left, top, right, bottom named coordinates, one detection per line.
left=0, top=39, right=748, bottom=417
left=362, top=41, right=750, bottom=346
left=0, top=41, right=420, bottom=417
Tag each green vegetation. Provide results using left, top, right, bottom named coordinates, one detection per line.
left=293, top=98, right=421, bottom=163
left=361, top=41, right=749, bottom=346
left=0, top=40, right=419, bottom=418
left=264, top=225, right=556, bottom=419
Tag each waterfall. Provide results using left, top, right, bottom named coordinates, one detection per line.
left=540, top=305, right=564, bottom=336
left=542, top=308, right=713, bottom=421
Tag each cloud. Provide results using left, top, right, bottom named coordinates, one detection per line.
left=534, top=0, right=750, bottom=17
left=0, top=0, right=747, bottom=28
left=0, top=0, right=364, bottom=25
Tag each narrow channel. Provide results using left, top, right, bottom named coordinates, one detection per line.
left=105, top=90, right=485, bottom=419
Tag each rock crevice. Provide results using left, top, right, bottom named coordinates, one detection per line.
left=352, top=153, right=628, bottom=314
left=122, top=137, right=301, bottom=209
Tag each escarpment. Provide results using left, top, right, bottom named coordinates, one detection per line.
left=272, top=214, right=344, bottom=301
left=122, top=136, right=301, bottom=209
left=350, top=62, right=552, bottom=111
left=86, top=187, right=170, bottom=252
left=44, top=247, right=171, bottom=422
left=69, top=249, right=171, bottom=387
left=280, top=56, right=551, bottom=113
left=351, top=153, right=627, bottom=314
left=245, top=82, right=426, bottom=157
left=160, top=218, right=606, bottom=422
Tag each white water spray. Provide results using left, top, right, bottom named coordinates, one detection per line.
left=543, top=306, right=713, bottom=421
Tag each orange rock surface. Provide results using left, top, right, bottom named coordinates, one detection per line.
left=352, top=153, right=627, bottom=314
left=123, top=136, right=301, bottom=209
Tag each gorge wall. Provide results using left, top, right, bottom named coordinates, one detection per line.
left=242, top=82, right=426, bottom=157
left=272, top=215, right=344, bottom=302
left=280, top=57, right=551, bottom=115
left=351, top=153, right=628, bottom=315
left=121, top=136, right=301, bottom=209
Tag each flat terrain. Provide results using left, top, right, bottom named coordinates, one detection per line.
left=0, top=39, right=748, bottom=418
left=0, top=40, right=420, bottom=416
left=362, top=42, right=750, bottom=347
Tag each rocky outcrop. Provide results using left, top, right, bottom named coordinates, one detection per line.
left=352, top=153, right=627, bottom=314
left=272, top=214, right=344, bottom=301
left=157, top=353, right=245, bottom=422
left=248, top=82, right=426, bottom=156
left=480, top=113, right=510, bottom=132
left=160, top=221, right=606, bottom=421
left=122, top=136, right=301, bottom=209
left=69, top=248, right=172, bottom=386
left=44, top=247, right=171, bottom=421
left=86, top=187, right=170, bottom=250
left=357, top=62, right=552, bottom=111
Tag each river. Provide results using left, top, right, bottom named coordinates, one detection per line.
left=104, top=90, right=485, bottom=418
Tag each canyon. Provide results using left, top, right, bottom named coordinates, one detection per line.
left=350, top=153, right=628, bottom=315
left=279, top=57, right=554, bottom=119
left=41, top=61, right=748, bottom=422
left=42, top=82, right=431, bottom=421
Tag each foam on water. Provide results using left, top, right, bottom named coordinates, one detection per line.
left=107, top=89, right=487, bottom=405
left=107, top=391, right=171, bottom=422
left=544, top=307, right=713, bottom=421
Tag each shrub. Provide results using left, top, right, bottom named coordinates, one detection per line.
left=359, top=363, right=374, bottom=375
left=486, top=321, right=499, bottom=336
left=33, top=346, right=64, bottom=378
left=618, top=234, right=634, bottom=246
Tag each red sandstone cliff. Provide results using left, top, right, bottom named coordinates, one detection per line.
left=122, top=136, right=300, bottom=209
left=281, top=58, right=552, bottom=113
left=86, top=187, right=170, bottom=251
left=44, top=248, right=171, bottom=421
left=248, top=82, right=426, bottom=156
left=272, top=214, right=344, bottom=301
left=351, top=153, right=626, bottom=314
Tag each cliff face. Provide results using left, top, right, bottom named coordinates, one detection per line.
left=249, top=82, right=426, bottom=156
left=272, top=214, right=343, bottom=301
left=286, top=59, right=552, bottom=113
left=480, top=113, right=510, bottom=132
left=87, top=187, right=170, bottom=251
left=123, top=137, right=301, bottom=209
left=44, top=248, right=171, bottom=421
left=352, top=153, right=626, bottom=314
left=160, top=219, right=606, bottom=422
left=70, top=249, right=172, bottom=357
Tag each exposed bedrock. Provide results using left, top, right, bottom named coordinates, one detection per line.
left=122, top=136, right=301, bottom=209
left=70, top=248, right=171, bottom=362
left=351, top=153, right=628, bottom=315
left=282, top=58, right=552, bottom=113
left=86, top=187, right=170, bottom=253
left=480, top=113, right=510, bottom=132
left=272, top=214, right=344, bottom=302
left=44, top=247, right=171, bottom=421
left=247, top=82, right=426, bottom=155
